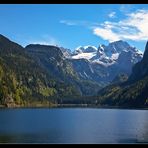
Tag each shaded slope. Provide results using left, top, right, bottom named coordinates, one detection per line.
left=0, top=34, right=80, bottom=106
left=97, top=41, right=148, bottom=107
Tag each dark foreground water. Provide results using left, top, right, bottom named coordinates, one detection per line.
left=0, top=108, right=148, bottom=144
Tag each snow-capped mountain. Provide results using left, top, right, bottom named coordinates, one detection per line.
left=59, top=47, right=72, bottom=58
left=72, top=45, right=98, bottom=60
left=66, top=40, right=143, bottom=84
left=24, top=39, right=144, bottom=95
left=74, top=45, right=97, bottom=54
left=71, top=40, right=143, bottom=67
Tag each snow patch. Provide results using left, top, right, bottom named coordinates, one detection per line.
left=49, top=57, right=55, bottom=60
left=84, top=71, right=89, bottom=78
left=72, top=52, right=96, bottom=60
left=90, top=65, right=94, bottom=73
left=72, top=41, right=143, bottom=69
left=111, top=53, right=119, bottom=60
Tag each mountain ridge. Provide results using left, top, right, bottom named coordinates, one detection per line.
left=97, top=41, right=148, bottom=107
left=66, top=40, right=143, bottom=85
left=0, top=34, right=147, bottom=107
left=0, top=34, right=82, bottom=107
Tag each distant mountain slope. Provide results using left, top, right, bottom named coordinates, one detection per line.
left=25, top=44, right=102, bottom=96
left=68, top=40, right=143, bottom=84
left=71, top=40, right=142, bottom=67
left=97, top=41, right=148, bottom=108
left=129, top=41, right=148, bottom=82
left=0, top=34, right=80, bottom=107
left=25, top=44, right=79, bottom=83
left=0, top=34, right=146, bottom=107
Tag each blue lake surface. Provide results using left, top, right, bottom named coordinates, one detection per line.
left=0, top=108, right=148, bottom=143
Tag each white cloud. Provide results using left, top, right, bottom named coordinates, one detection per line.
left=60, top=9, right=148, bottom=43
left=60, top=19, right=99, bottom=28
left=119, top=4, right=133, bottom=13
left=108, top=12, right=116, bottom=18
left=31, top=41, right=55, bottom=45
left=28, top=35, right=58, bottom=46
left=60, top=20, right=77, bottom=26
left=93, top=9, right=148, bottom=42
left=93, top=28, right=120, bottom=42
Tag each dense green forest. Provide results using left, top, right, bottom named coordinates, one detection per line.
left=0, top=34, right=80, bottom=107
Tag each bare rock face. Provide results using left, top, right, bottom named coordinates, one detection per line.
left=69, top=40, right=143, bottom=84
left=129, top=41, right=148, bottom=82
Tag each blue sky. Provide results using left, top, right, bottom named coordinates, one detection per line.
left=0, top=4, right=148, bottom=52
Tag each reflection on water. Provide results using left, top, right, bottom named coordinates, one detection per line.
left=0, top=108, right=148, bottom=143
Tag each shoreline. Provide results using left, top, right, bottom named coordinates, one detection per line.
left=0, top=104, right=148, bottom=110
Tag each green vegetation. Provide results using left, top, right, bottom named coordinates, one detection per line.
left=96, top=41, right=148, bottom=108
left=25, top=44, right=102, bottom=96
left=0, top=34, right=148, bottom=108
left=39, top=87, right=57, bottom=97
left=0, top=34, right=81, bottom=107
left=96, top=76, right=148, bottom=107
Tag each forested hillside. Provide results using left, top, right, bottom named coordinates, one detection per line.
left=0, top=34, right=80, bottom=107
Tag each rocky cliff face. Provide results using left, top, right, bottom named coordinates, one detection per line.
left=68, top=40, right=143, bottom=84
left=25, top=44, right=102, bottom=96
left=0, top=34, right=82, bottom=106
left=129, top=41, right=148, bottom=82
left=97, top=41, right=148, bottom=107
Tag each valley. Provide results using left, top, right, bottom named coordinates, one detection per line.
left=0, top=34, right=147, bottom=108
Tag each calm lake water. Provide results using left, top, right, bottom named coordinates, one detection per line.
left=0, top=108, right=148, bottom=144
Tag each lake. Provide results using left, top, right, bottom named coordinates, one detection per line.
left=0, top=108, right=148, bottom=144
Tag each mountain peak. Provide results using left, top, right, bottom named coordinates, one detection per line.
left=129, top=41, right=148, bottom=82
left=75, top=46, right=84, bottom=53
left=25, top=44, right=65, bottom=60
left=0, top=34, right=11, bottom=43
left=107, top=40, right=130, bottom=52
left=71, top=41, right=143, bottom=72
left=0, top=34, right=6, bottom=38
left=109, top=40, right=129, bottom=45
left=83, top=45, right=97, bottom=53
left=0, top=34, right=23, bottom=51
left=143, top=41, right=148, bottom=59
left=25, top=44, right=58, bottom=49
left=75, top=45, right=97, bottom=53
